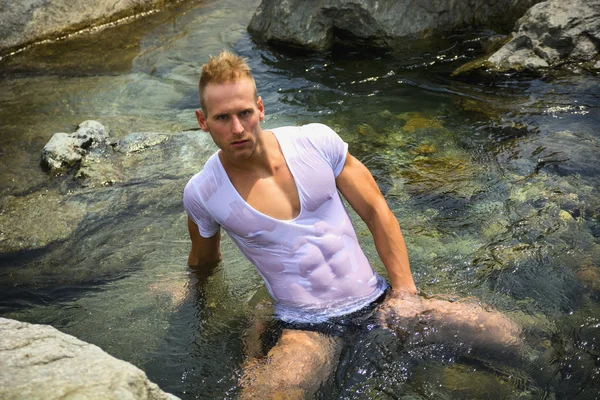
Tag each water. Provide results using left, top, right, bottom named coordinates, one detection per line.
left=1, top=0, right=600, bottom=399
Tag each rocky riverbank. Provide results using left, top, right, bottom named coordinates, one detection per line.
left=247, top=0, right=599, bottom=75
left=0, top=318, right=180, bottom=400
left=0, top=0, right=184, bottom=57
left=454, top=0, right=600, bottom=75
left=247, top=0, right=543, bottom=51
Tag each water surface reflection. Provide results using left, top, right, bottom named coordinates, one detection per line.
left=1, top=0, right=599, bottom=399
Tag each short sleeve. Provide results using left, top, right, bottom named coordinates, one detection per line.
left=183, top=177, right=220, bottom=238
left=304, top=123, right=348, bottom=177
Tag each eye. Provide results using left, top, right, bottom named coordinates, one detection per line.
left=240, top=109, right=252, bottom=117
left=215, top=114, right=228, bottom=121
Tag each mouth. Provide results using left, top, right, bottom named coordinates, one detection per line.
left=231, top=139, right=249, bottom=147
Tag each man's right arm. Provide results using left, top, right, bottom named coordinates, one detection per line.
left=187, top=216, right=222, bottom=269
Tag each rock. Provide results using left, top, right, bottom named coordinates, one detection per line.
left=41, top=120, right=109, bottom=173
left=486, top=0, right=600, bottom=72
left=0, top=317, right=180, bottom=400
left=116, top=132, right=171, bottom=154
left=247, top=0, right=542, bottom=51
left=70, top=131, right=172, bottom=186
left=0, top=190, right=87, bottom=254
left=577, top=266, right=600, bottom=292
left=400, top=114, right=443, bottom=134
left=3, top=128, right=214, bottom=253
left=412, top=363, right=521, bottom=399
left=0, top=0, right=180, bottom=56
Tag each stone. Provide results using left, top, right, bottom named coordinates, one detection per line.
left=577, top=266, right=600, bottom=292
left=116, top=132, right=171, bottom=154
left=0, top=0, right=179, bottom=56
left=0, top=317, right=180, bottom=400
left=247, top=0, right=542, bottom=51
left=41, top=120, right=109, bottom=173
left=486, top=0, right=600, bottom=72
left=0, top=190, right=87, bottom=254
left=5, top=128, right=214, bottom=252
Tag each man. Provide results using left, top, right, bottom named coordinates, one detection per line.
left=184, top=51, right=521, bottom=399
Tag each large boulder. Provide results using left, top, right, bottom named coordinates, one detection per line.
left=0, top=317, right=180, bottom=400
left=0, top=0, right=179, bottom=55
left=487, top=0, right=600, bottom=72
left=247, top=0, right=543, bottom=51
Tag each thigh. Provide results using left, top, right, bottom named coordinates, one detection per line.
left=377, top=294, right=522, bottom=351
left=240, top=329, right=343, bottom=399
left=424, top=298, right=522, bottom=349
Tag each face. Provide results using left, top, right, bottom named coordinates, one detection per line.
left=196, top=78, right=265, bottom=163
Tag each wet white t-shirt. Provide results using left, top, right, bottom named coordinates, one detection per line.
left=183, top=123, right=387, bottom=323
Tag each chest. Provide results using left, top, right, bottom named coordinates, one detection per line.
left=232, top=163, right=301, bottom=220
left=225, top=150, right=336, bottom=224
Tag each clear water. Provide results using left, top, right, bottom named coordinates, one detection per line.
left=1, top=0, right=599, bottom=399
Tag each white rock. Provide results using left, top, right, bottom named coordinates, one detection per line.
left=0, top=318, right=180, bottom=400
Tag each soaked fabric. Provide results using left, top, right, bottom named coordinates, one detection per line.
left=275, top=288, right=388, bottom=337
left=183, top=123, right=387, bottom=323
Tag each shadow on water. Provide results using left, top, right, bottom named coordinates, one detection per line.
left=1, top=0, right=600, bottom=398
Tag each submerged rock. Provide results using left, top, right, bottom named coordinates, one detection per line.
left=1, top=126, right=214, bottom=254
left=248, top=0, right=542, bottom=51
left=577, top=265, right=600, bottom=292
left=412, top=362, right=523, bottom=398
left=0, top=190, right=87, bottom=254
left=400, top=114, right=443, bottom=134
left=0, top=317, right=180, bottom=400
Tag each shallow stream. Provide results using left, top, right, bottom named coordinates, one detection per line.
left=1, top=0, right=599, bottom=398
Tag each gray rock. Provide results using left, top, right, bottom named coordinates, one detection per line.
left=73, top=132, right=171, bottom=187
left=4, top=128, right=213, bottom=253
left=0, top=0, right=179, bottom=55
left=116, top=132, right=171, bottom=154
left=0, top=190, right=87, bottom=254
left=247, top=0, right=542, bottom=51
left=487, top=0, right=600, bottom=72
left=41, top=120, right=109, bottom=173
left=0, top=317, right=180, bottom=400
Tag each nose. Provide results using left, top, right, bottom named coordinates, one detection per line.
left=231, top=116, right=244, bottom=135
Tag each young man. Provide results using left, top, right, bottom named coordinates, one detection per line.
left=184, top=51, right=521, bottom=398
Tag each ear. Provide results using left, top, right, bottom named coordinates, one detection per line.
left=257, top=96, right=265, bottom=121
left=196, top=109, right=209, bottom=132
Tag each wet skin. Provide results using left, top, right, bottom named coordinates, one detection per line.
left=188, top=77, right=521, bottom=399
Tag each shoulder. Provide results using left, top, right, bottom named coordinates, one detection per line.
left=183, top=152, right=222, bottom=204
left=184, top=152, right=218, bottom=185
left=272, top=123, right=341, bottom=146
left=274, top=123, right=348, bottom=176
left=274, top=123, right=337, bottom=137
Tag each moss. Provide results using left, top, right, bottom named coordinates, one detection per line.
left=451, top=56, right=495, bottom=77
left=402, top=115, right=443, bottom=134
left=412, top=362, right=523, bottom=399
left=576, top=266, right=600, bottom=292
left=411, top=143, right=437, bottom=155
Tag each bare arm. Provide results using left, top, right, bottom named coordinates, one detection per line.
left=336, top=153, right=417, bottom=295
left=187, top=216, right=222, bottom=270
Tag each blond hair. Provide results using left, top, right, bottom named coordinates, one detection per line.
left=198, top=51, right=257, bottom=112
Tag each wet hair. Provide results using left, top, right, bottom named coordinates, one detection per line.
left=198, top=50, right=257, bottom=112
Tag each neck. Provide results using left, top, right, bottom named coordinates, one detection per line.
left=220, top=129, right=275, bottom=173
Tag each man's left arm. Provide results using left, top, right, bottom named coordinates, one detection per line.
left=336, top=152, right=418, bottom=295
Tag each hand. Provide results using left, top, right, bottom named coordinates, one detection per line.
left=376, top=290, right=424, bottom=333
left=389, top=277, right=418, bottom=296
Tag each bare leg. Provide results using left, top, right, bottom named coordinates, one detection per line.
left=240, top=329, right=342, bottom=400
left=377, top=293, right=522, bottom=354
